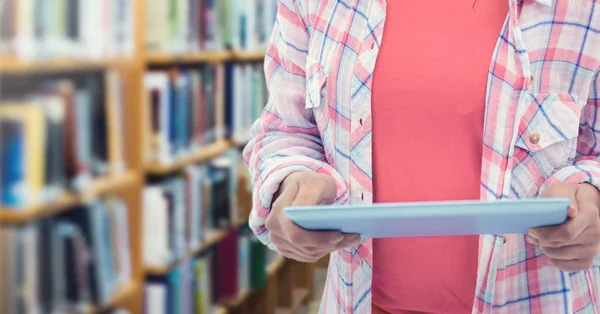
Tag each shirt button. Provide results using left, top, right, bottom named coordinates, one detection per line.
left=502, top=235, right=507, bottom=244
left=370, top=41, right=375, bottom=50
left=529, top=132, right=541, bottom=145
left=529, top=75, right=535, bottom=84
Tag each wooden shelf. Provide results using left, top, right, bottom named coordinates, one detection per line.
left=146, top=50, right=266, bottom=65
left=267, top=255, right=285, bottom=278
left=0, top=171, right=141, bottom=224
left=213, top=307, right=228, bottom=314
left=230, top=51, right=267, bottom=62
left=222, top=289, right=252, bottom=309
left=145, top=228, right=229, bottom=275
left=85, top=281, right=139, bottom=314
left=0, top=57, right=135, bottom=74
left=275, top=289, right=310, bottom=314
left=145, top=141, right=232, bottom=174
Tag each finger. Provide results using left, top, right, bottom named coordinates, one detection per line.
left=531, top=202, right=596, bottom=246
left=270, top=232, right=338, bottom=256
left=270, top=234, right=328, bottom=263
left=282, top=218, right=345, bottom=246
left=542, top=244, right=599, bottom=261
left=271, top=177, right=300, bottom=212
left=336, top=234, right=363, bottom=249
left=277, top=248, right=322, bottom=263
left=526, top=234, right=539, bottom=246
left=548, top=258, right=595, bottom=272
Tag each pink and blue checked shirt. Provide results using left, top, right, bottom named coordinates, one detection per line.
left=243, top=0, right=600, bottom=313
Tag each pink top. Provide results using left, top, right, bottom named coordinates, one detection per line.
left=371, top=0, right=508, bottom=313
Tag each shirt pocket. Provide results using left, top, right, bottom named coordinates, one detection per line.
left=511, top=93, right=582, bottom=197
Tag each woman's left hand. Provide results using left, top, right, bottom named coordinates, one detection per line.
left=528, top=182, right=600, bottom=272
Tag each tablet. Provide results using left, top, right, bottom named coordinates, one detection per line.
left=283, top=198, right=571, bottom=238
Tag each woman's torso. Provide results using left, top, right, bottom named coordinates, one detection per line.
left=295, top=0, right=600, bottom=312
left=370, top=0, right=507, bottom=312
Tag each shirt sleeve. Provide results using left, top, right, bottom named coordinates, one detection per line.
left=242, top=0, right=349, bottom=250
left=541, top=71, right=600, bottom=190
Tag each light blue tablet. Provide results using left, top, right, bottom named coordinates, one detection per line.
left=283, top=198, right=571, bottom=238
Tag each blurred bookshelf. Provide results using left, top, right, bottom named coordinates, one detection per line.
left=145, top=140, right=232, bottom=175
left=0, top=58, right=138, bottom=74
left=145, top=51, right=266, bottom=65
left=0, top=0, right=320, bottom=314
left=0, top=171, right=140, bottom=224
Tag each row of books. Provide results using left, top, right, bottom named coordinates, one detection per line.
left=0, top=0, right=134, bottom=60
left=144, top=227, right=270, bottom=314
left=143, top=149, right=243, bottom=267
left=0, top=71, right=127, bottom=208
left=143, top=62, right=267, bottom=164
left=145, top=0, right=277, bottom=54
left=224, top=63, right=267, bottom=143
left=144, top=66, right=222, bottom=164
left=0, top=196, right=132, bottom=314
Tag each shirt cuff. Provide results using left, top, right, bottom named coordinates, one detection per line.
left=541, top=161, right=600, bottom=193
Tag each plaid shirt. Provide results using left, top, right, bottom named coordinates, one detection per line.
left=243, top=0, right=600, bottom=312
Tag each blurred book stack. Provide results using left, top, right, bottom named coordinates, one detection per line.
left=0, top=71, right=126, bottom=208
left=142, top=148, right=271, bottom=314
left=145, top=0, right=277, bottom=54
left=0, top=0, right=134, bottom=60
left=143, top=228, right=270, bottom=314
left=0, top=196, right=132, bottom=314
left=143, top=150, right=241, bottom=268
left=143, top=65, right=223, bottom=165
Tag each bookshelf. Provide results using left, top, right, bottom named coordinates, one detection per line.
left=83, top=282, right=140, bottom=314
left=145, top=51, right=266, bottom=65
left=145, top=140, right=232, bottom=175
left=0, top=1, right=317, bottom=314
left=0, top=171, right=141, bottom=224
left=145, top=228, right=229, bottom=276
left=0, top=58, right=137, bottom=74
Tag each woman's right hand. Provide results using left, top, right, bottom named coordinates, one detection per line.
left=266, top=172, right=362, bottom=263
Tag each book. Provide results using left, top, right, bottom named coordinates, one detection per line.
left=195, top=253, right=213, bottom=314
left=209, top=157, right=232, bottom=229
left=216, top=229, right=239, bottom=300
left=0, top=113, right=26, bottom=207
left=143, top=186, right=172, bottom=267
left=144, top=284, right=167, bottom=314
left=0, top=102, right=46, bottom=207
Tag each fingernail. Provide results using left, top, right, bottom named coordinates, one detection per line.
left=526, top=235, right=536, bottom=245
left=568, top=206, right=577, bottom=217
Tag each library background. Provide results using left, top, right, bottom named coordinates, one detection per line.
left=0, top=1, right=328, bottom=314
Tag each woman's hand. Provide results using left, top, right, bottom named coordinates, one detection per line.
left=528, top=182, right=600, bottom=271
left=266, top=172, right=361, bottom=263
